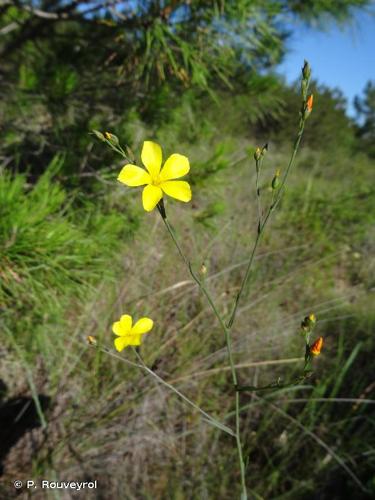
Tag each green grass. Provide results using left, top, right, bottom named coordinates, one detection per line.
left=0, top=155, right=139, bottom=360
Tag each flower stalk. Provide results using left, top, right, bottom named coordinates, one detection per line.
left=88, top=342, right=235, bottom=437
left=97, top=60, right=317, bottom=500
left=157, top=198, right=247, bottom=498
left=153, top=62, right=312, bottom=498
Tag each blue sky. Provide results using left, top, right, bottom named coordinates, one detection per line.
left=278, top=9, right=375, bottom=117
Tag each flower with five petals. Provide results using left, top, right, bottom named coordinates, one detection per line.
left=117, top=141, right=192, bottom=211
left=112, top=314, right=153, bottom=352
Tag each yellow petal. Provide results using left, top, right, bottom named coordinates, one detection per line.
left=114, top=337, right=129, bottom=352
left=113, top=315, right=132, bottom=336
left=160, top=154, right=190, bottom=181
left=142, top=184, right=163, bottom=212
left=119, top=314, right=132, bottom=333
left=112, top=321, right=123, bottom=336
left=141, top=141, right=162, bottom=177
left=126, top=334, right=142, bottom=346
left=132, top=317, right=154, bottom=335
left=160, top=181, right=192, bottom=202
left=118, top=164, right=151, bottom=186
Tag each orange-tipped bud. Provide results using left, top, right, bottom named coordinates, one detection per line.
left=310, top=336, right=323, bottom=356
left=306, top=94, right=314, bottom=113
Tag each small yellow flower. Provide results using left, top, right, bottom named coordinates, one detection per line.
left=310, top=336, right=323, bottom=356
left=117, top=141, right=192, bottom=212
left=112, top=314, right=153, bottom=352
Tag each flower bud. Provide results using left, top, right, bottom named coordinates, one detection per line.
left=302, top=60, right=311, bottom=81
left=104, top=132, right=120, bottom=146
left=87, top=335, right=97, bottom=345
left=302, top=94, right=314, bottom=120
left=310, top=336, right=323, bottom=356
left=254, top=147, right=261, bottom=161
left=301, top=313, right=316, bottom=331
left=92, top=129, right=105, bottom=141
left=306, top=94, right=313, bottom=113
left=271, top=169, right=281, bottom=190
left=199, top=262, right=207, bottom=277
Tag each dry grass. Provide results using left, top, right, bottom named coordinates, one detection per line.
left=1, top=143, right=374, bottom=499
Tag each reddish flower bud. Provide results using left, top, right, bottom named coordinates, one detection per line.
left=306, top=94, right=314, bottom=113
left=310, top=336, right=323, bottom=356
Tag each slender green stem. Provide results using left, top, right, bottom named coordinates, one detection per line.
left=255, top=164, right=262, bottom=232
left=101, top=72, right=311, bottom=500
left=158, top=204, right=238, bottom=385
left=227, top=230, right=261, bottom=328
left=270, top=122, right=305, bottom=213
left=236, top=372, right=312, bottom=392
left=227, top=120, right=306, bottom=328
left=155, top=81, right=309, bottom=500
left=132, top=348, right=235, bottom=437
left=155, top=114, right=305, bottom=497
left=157, top=202, right=247, bottom=499
left=96, top=344, right=234, bottom=436
left=236, top=391, right=247, bottom=499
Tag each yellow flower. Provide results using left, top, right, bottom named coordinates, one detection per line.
left=112, top=314, right=153, bottom=352
left=117, top=141, right=192, bottom=212
left=310, top=336, right=323, bottom=356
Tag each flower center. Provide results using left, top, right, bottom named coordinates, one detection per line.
left=151, top=174, right=161, bottom=186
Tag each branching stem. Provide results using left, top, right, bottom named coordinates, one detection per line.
left=157, top=110, right=308, bottom=500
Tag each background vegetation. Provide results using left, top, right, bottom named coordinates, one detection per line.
left=0, top=1, right=374, bottom=499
